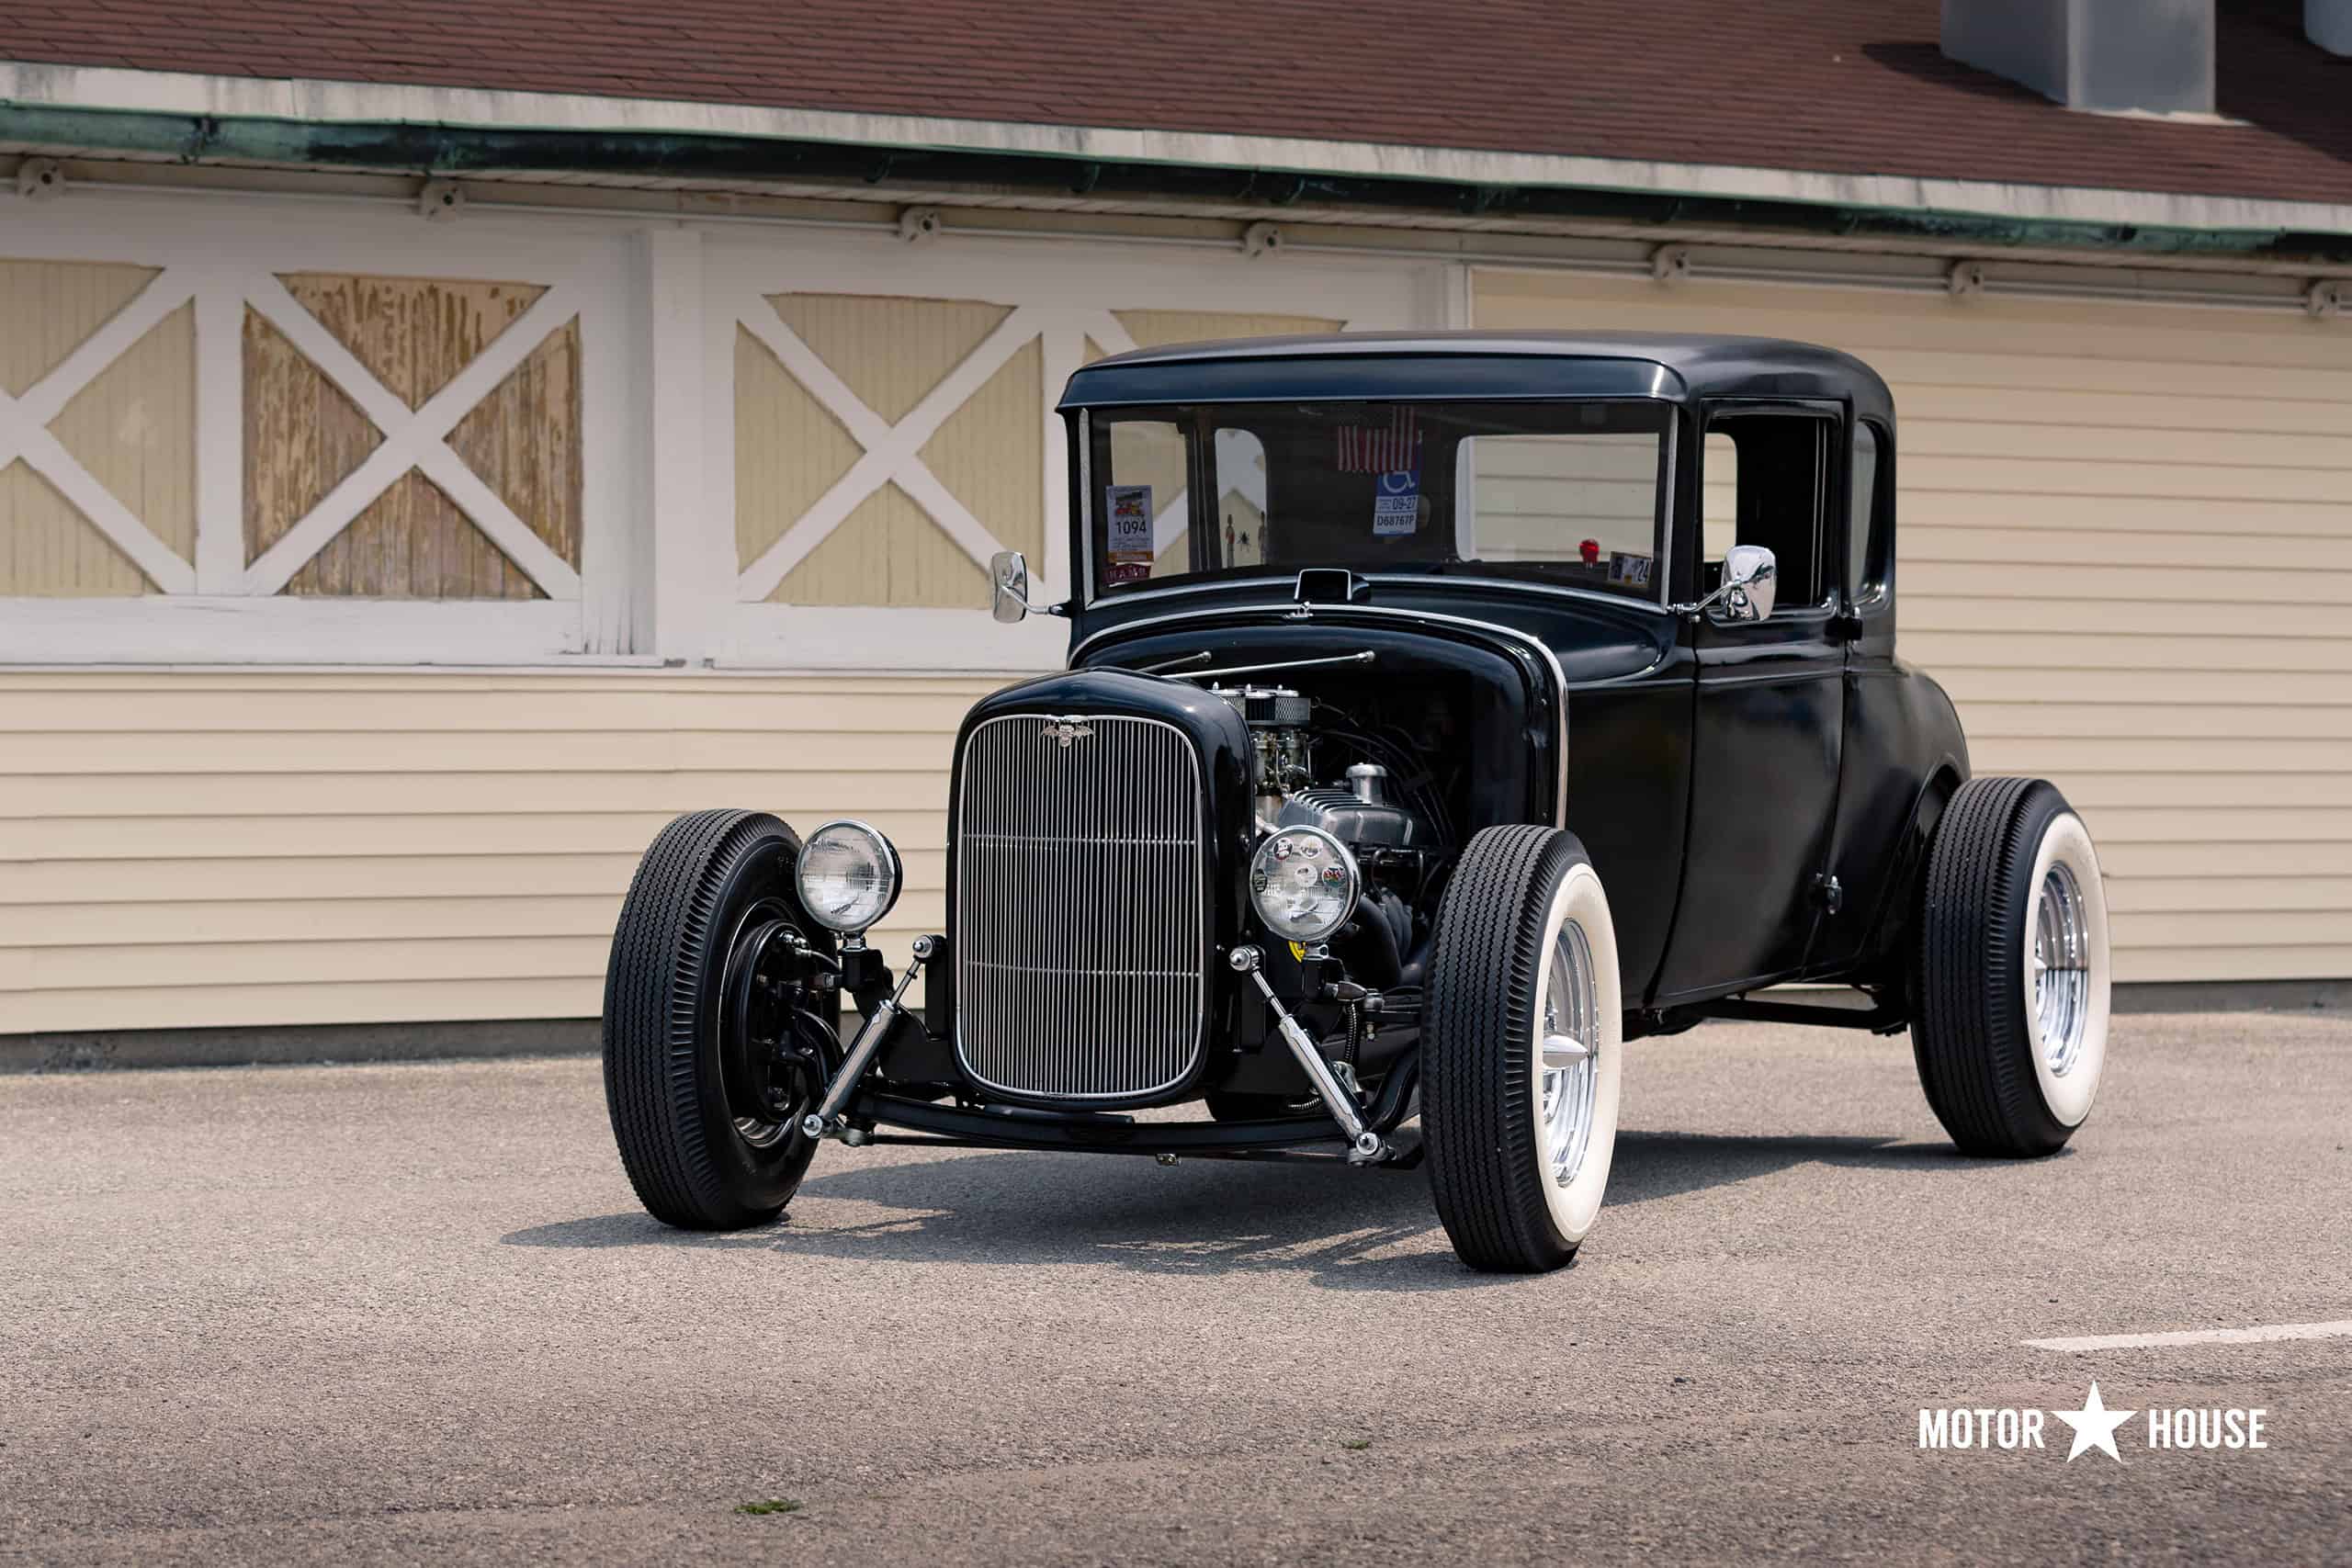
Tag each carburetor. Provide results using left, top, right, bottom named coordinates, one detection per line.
left=1210, top=683, right=1312, bottom=826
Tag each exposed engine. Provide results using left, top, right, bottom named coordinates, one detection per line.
left=1209, top=682, right=1431, bottom=845
left=1210, top=682, right=1448, bottom=993
left=1213, top=682, right=1315, bottom=826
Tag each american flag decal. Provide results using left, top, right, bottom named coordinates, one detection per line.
left=1336, top=408, right=1421, bottom=474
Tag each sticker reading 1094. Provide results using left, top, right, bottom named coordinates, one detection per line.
left=1105, top=483, right=1155, bottom=583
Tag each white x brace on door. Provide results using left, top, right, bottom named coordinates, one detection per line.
left=0, top=194, right=632, bottom=664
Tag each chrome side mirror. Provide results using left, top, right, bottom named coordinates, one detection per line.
left=1669, top=543, right=1779, bottom=623
left=1713, top=544, right=1777, bottom=624
left=989, top=550, right=1030, bottom=624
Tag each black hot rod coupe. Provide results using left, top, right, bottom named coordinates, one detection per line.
left=602, top=332, right=2111, bottom=1272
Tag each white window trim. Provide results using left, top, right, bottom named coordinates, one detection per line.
left=3, top=188, right=1442, bottom=670
left=0, top=190, right=634, bottom=665
left=0, top=597, right=585, bottom=664
left=707, top=231, right=1438, bottom=670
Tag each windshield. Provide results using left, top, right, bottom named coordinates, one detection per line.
left=1085, top=399, right=1670, bottom=604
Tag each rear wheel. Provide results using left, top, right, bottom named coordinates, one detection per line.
left=1422, top=825, right=1623, bottom=1273
left=1911, top=777, right=2111, bottom=1156
left=603, top=809, right=832, bottom=1229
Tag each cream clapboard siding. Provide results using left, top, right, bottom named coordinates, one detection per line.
left=1477, top=268, right=2352, bottom=985
left=0, top=671, right=999, bottom=1033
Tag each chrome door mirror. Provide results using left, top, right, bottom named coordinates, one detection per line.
left=1713, top=544, right=1777, bottom=624
left=989, top=550, right=1031, bottom=624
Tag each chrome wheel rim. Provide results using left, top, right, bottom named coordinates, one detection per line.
left=1539, top=918, right=1600, bottom=1187
left=2032, top=860, right=2090, bottom=1077
left=735, top=1113, right=793, bottom=1148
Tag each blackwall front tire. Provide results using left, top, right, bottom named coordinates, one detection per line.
left=1422, top=825, right=1623, bottom=1273
left=603, top=809, right=820, bottom=1229
left=1911, top=777, right=2112, bottom=1157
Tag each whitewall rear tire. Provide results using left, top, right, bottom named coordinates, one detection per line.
left=1912, top=777, right=2112, bottom=1156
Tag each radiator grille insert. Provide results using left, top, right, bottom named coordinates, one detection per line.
left=954, top=713, right=1207, bottom=1100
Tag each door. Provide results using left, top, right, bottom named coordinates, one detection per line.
left=1655, top=404, right=1846, bottom=1001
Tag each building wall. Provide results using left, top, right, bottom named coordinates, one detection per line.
left=4, top=180, right=2346, bottom=1037
left=1477, top=267, right=2352, bottom=985
left=0, top=669, right=990, bottom=1033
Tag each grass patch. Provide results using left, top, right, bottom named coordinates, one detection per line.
left=737, top=1499, right=804, bottom=1517
left=1340, top=1438, right=1373, bottom=1451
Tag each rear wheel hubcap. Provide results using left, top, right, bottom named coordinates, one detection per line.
left=2031, top=860, right=2090, bottom=1077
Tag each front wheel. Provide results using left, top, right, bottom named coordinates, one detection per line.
left=1421, top=825, right=1624, bottom=1273
left=1911, top=777, right=2112, bottom=1156
left=603, top=809, right=831, bottom=1229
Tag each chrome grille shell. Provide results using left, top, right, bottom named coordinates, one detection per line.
left=953, top=712, right=1210, bottom=1102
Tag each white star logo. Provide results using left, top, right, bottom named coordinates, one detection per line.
left=2052, top=1382, right=2135, bottom=1464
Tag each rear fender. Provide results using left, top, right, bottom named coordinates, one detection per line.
left=1860, top=759, right=1966, bottom=995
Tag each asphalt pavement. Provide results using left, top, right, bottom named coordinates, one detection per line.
left=3, top=1012, right=2347, bottom=1565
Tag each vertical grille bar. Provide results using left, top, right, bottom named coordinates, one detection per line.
left=954, top=714, right=1207, bottom=1100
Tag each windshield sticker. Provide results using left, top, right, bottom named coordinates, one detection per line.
left=1105, top=484, right=1155, bottom=581
left=1608, top=552, right=1654, bottom=588
left=1372, top=468, right=1421, bottom=536
left=1106, top=484, right=1153, bottom=553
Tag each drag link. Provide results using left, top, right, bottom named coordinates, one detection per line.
left=1229, top=945, right=1393, bottom=1164
left=803, top=935, right=935, bottom=1141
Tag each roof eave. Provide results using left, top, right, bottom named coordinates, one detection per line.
left=5, top=60, right=2349, bottom=257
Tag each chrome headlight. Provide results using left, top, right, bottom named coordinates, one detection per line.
left=795, top=819, right=901, bottom=935
left=1248, top=826, right=1360, bottom=944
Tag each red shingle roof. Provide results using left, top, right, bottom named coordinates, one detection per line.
left=3, top=0, right=2346, bottom=210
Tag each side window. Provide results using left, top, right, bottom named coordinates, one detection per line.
left=1702, top=412, right=1833, bottom=610
left=1849, top=422, right=1883, bottom=602
left=1702, top=432, right=1739, bottom=560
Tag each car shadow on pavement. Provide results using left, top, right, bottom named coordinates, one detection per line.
left=503, top=1129, right=1966, bottom=1291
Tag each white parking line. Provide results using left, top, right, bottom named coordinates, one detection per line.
left=2025, top=1319, right=2352, bottom=1353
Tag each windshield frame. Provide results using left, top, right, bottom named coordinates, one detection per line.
left=1074, top=396, right=1680, bottom=614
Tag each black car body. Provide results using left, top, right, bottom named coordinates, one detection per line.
left=602, top=332, right=2113, bottom=1272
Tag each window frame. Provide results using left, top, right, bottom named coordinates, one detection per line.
left=1848, top=417, right=1892, bottom=610
left=1078, top=395, right=1680, bottom=611
left=1693, top=399, right=1845, bottom=620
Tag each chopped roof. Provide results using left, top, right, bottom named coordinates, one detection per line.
left=1, top=0, right=2346, bottom=211
left=1060, top=332, right=1895, bottom=422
